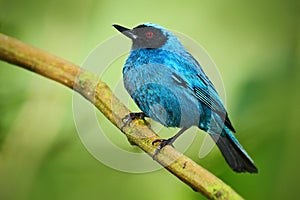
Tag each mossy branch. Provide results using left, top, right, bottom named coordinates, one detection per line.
left=0, top=33, right=244, bottom=200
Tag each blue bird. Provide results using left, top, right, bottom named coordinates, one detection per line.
left=113, top=23, right=258, bottom=173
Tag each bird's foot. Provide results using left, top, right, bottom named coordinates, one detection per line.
left=151, top=127, right=188, bottom=159
left=121, top=112, right=147, bottom=130
left=152, top=138, right=175, bottom=159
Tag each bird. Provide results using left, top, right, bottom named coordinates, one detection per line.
left=113, top=23, right=258, bottom=173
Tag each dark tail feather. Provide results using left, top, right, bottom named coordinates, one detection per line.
left=210, top=128, right=258, bottom=173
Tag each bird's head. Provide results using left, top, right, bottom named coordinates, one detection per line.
left=113, top=23, right=174, bottom=50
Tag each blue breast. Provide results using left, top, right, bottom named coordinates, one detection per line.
left=123, top=48, right=206, bottom=128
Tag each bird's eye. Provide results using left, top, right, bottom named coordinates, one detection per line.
left=145, top=31, right=154, bottom=39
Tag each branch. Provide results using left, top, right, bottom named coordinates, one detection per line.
left=0, top=33, right=243, bottom=200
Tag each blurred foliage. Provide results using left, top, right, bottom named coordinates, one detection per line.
left=0, top=0, right=299, bottom=199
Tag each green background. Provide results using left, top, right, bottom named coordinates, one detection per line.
left=0, top=0, right=299, bottom=199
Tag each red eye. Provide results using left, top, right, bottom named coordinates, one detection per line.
left=145, top=31, right=154, bottom=39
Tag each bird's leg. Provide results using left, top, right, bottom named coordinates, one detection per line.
left=152, top=127, right=188, bottom=159
left=121, top=112, right=147, bottom=130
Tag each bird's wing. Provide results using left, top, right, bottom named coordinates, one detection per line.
left=171, top=55, right=236, bottom=132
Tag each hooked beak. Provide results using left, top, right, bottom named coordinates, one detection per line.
left=113, top=24, right=137, bottom=40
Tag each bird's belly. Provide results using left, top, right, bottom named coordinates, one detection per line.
left=123, top=62, right=206, bottom=128
left=125, top=78, right=201, bottom=128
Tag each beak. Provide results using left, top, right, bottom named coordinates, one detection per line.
left=113, top=24, right=137, bottom=40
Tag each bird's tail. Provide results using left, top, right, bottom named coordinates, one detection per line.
left=210, top=127, right=258, bottom=173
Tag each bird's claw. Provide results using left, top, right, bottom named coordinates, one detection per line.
left=121, top=112, right=146, bottom=130
left=152, top=138, right=174, bottom=159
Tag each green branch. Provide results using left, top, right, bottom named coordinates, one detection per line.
left=0, top=33, right=243, bottom=200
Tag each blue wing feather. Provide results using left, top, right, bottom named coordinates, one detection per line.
left=168, top=51, right=236, bottom=132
